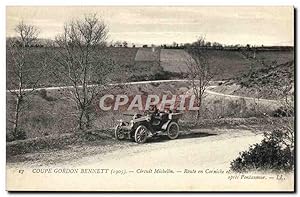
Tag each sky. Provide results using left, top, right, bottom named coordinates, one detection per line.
left=6, top=6, right=294, bottom=46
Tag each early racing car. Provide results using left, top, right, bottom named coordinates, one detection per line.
left=115, top=110, right=182, bottom=144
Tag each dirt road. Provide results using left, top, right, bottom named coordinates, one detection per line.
left=8, top=128, right=263, bottom=169
left=81, top=129, right=262, bottom=169
left=6, top=128, right=294, bottom=191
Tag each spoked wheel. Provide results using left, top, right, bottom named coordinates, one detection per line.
left=167, top=122, right=179, bottom=140
left=115, top=125, right=125, bottom=140
left=134, top=125, right=149, bottom=144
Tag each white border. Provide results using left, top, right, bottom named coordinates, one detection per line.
left=1, top=0, right=298, bottom=196
left=1, top=0, right=298, bottom=6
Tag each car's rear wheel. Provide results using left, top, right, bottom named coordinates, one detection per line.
left=115, top=125, right=125, bottom=140
left=134, top=125, right=149, bottom=144
left=167, top=122, right=179, bottom=140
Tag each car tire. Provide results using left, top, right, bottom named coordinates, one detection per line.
left=167, top=122, right=179, bottom=140
left=115, top=125, right=125, bottom=140
left=134, top=125, right=149, bottom=144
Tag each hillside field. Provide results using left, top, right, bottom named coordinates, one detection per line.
left=6, top=47, right=293, bottom=89
left=160, top=49, right=293, bottom=80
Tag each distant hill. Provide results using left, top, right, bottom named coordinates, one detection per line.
left=6, top=46, right=294, bottom=89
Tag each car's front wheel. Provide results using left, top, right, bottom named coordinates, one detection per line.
left=167, top=122, right=179, bottom=140
left=115, top=125, right=125, bottom=140
left=134, top=125, right=149, bottom=144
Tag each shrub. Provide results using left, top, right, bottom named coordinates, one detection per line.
left=230, top=129, right=294, bottom=172
left=7, top=128, right=27, bottom=142
left=226, top=98, right=247, bottom=117
left=272, top=106, right=293, bottom=117
left=39, top=89, right=57, bottom=101
left=6, top=131, right=15, bottom=142
left=39, top=89, right=47, bottom=99
left=14, top=129, right=27, bottom=140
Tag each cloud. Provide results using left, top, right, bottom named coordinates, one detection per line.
left=6, top=6, right=293, bottom=45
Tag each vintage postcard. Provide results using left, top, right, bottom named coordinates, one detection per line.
left=6, top=6, right=295, bottom=191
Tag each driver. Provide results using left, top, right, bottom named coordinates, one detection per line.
left=147, top=105, right=161, bottom=136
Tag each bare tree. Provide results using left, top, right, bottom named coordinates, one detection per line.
left=7, top=21, right=46, bottom=139
left=185, top=37, right=213, bottom=119
left=53, top=14, right=115, bottom=130
left=14, top=21, right=39, bottom=47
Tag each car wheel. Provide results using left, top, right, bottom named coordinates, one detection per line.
left=134, top=125, right=149, bottom=144
left=167, top=122, right=179, bottom=140
left=115, top=125, right=125, bottom=140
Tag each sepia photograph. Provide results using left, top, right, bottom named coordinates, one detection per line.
left=5, top=5, right=295, bottom=192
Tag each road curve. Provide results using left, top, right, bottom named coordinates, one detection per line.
left=7, top=79, right=279, bottom=104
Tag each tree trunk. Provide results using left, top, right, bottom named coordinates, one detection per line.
left=13, top=97, right=21, bottom=137
left=85, top=113, right=91, bottom=129
left=196, top=109, right=201, bottom=120
left=196, top=97, right=202, bottom=120
left=78, top=108, right=85, bottom=130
